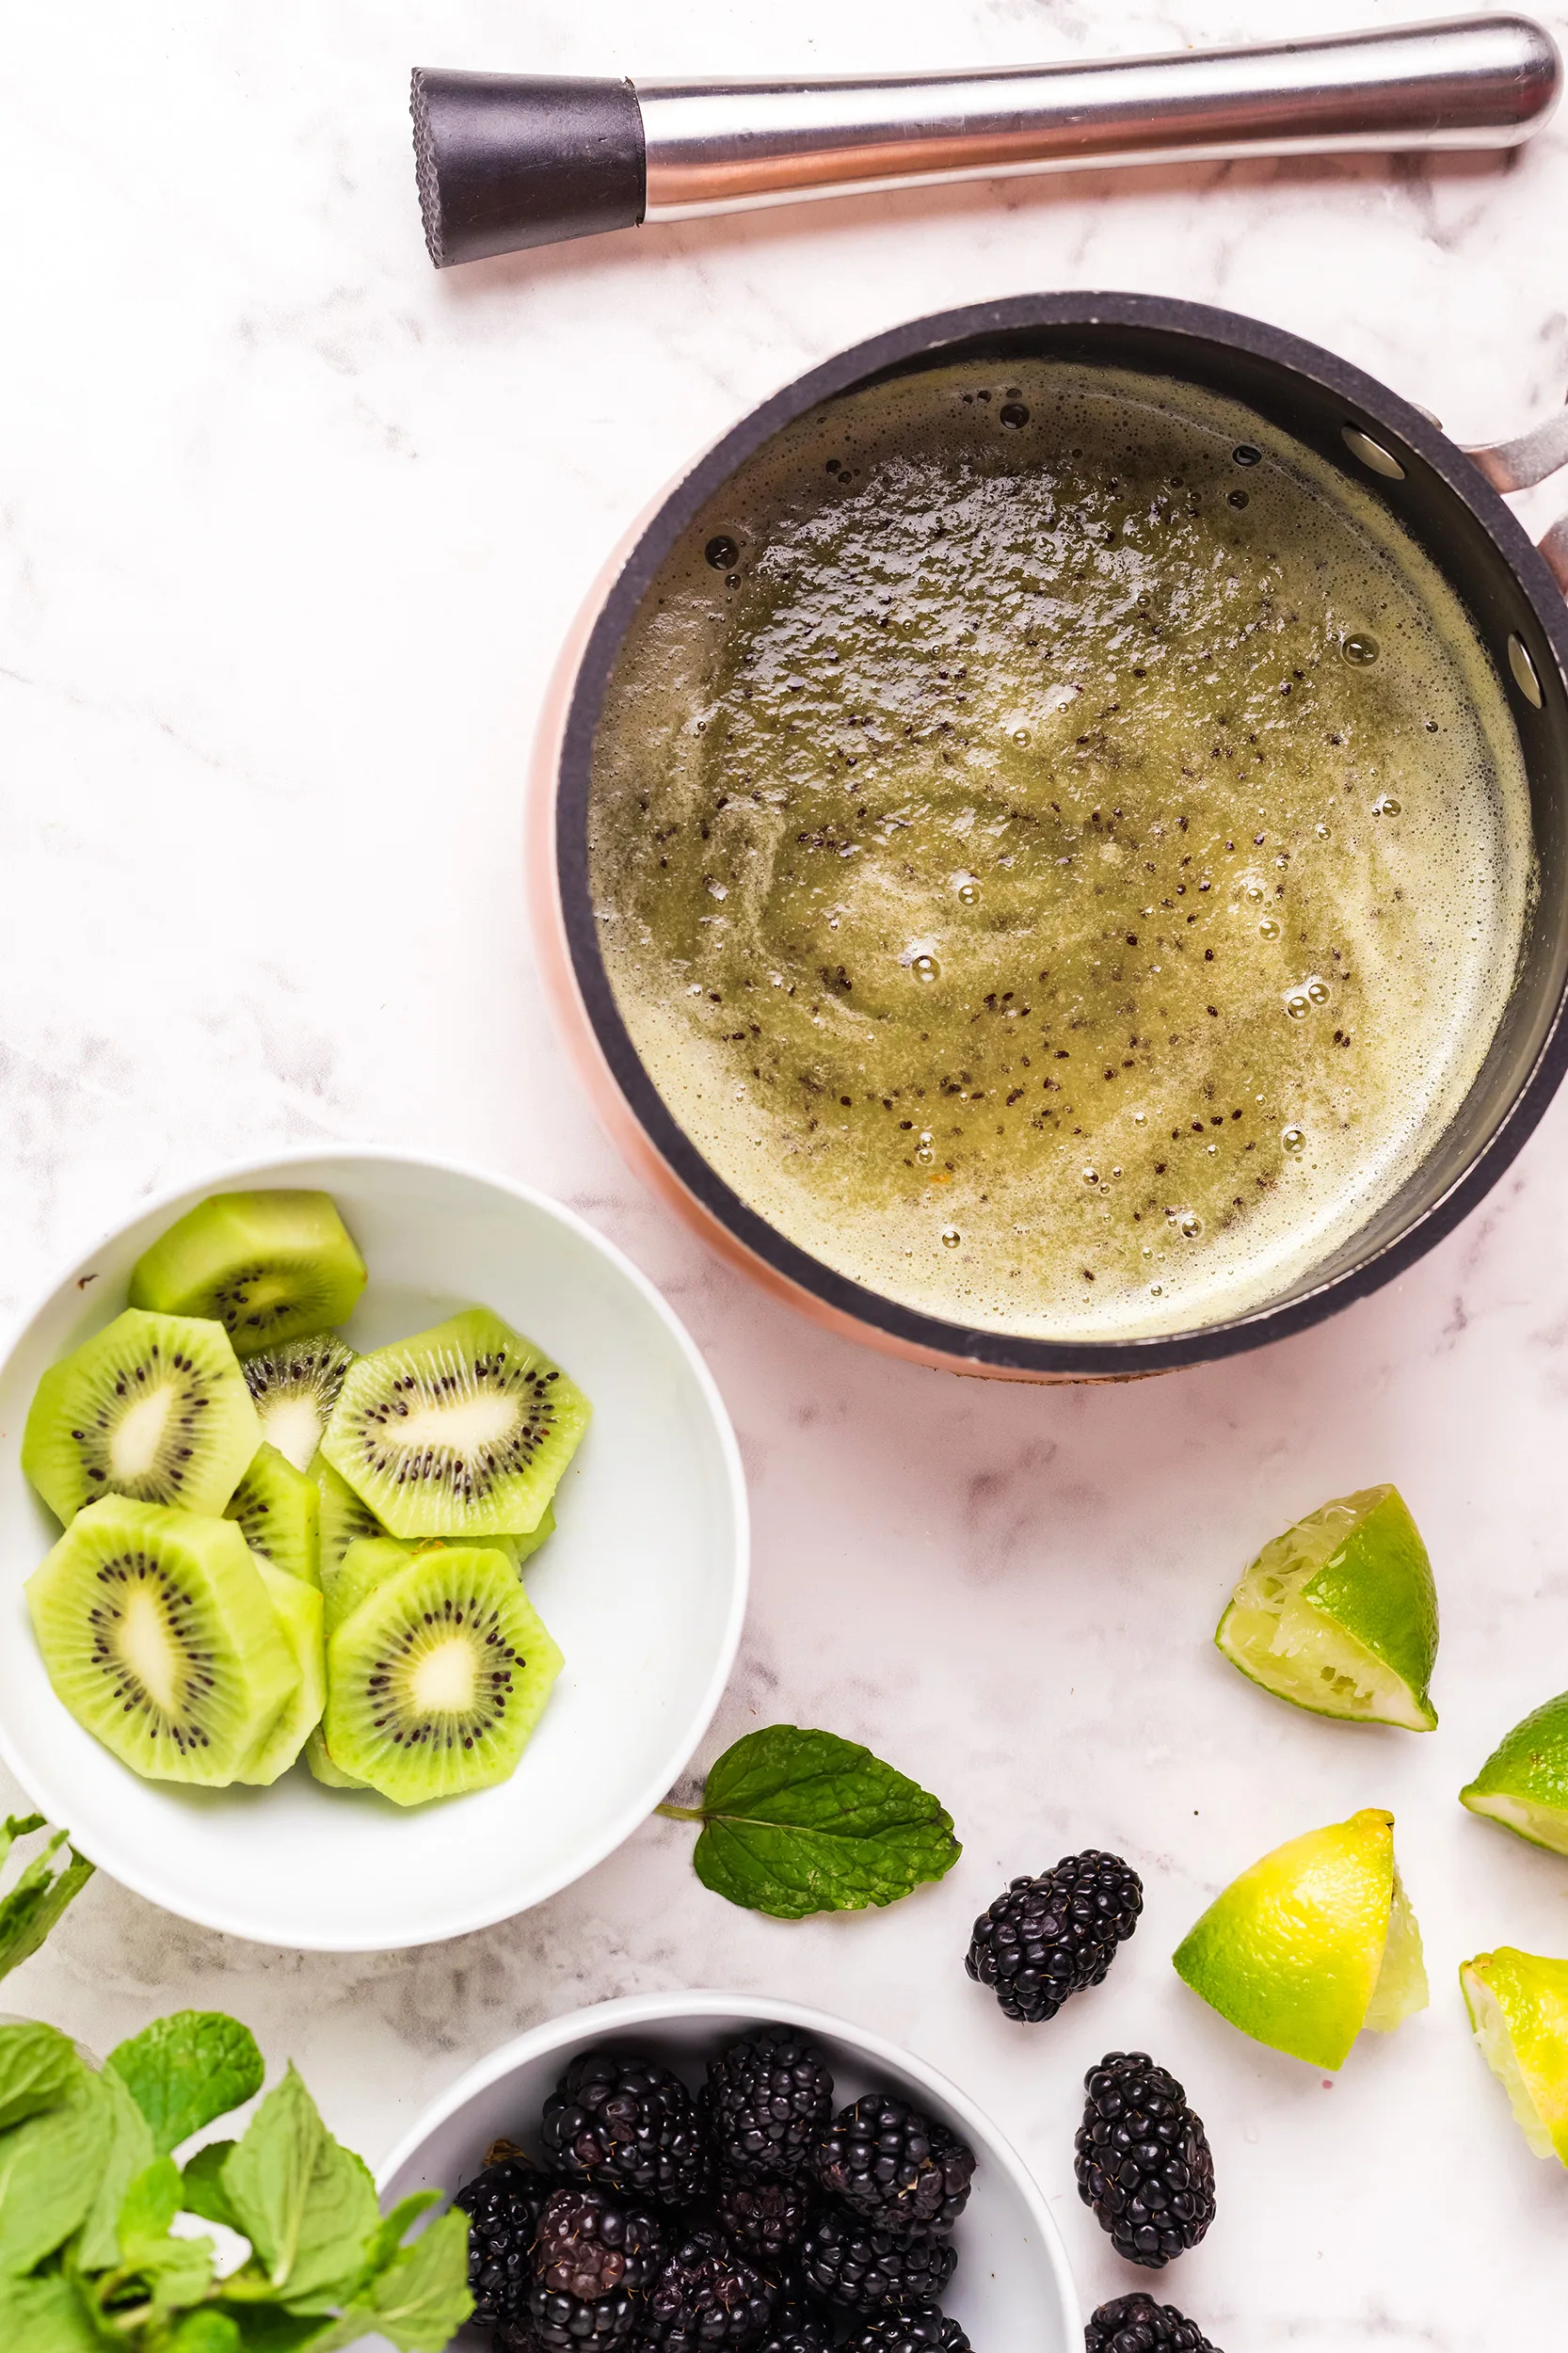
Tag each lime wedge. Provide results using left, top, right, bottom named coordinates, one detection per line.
left=1460, top=1692, right=1568, bottom=1855
left=1173, top=1806, right=1429, bottom=2069
left=1215, top=1485, right=1438, bottom=1730
left=1461, top=1947, right=1568, bottom=2163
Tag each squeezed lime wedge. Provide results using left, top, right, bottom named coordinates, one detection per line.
left=1462, top=1947, right=1568, bottom=2164
left=1215, top=1485, right=1438, bottom=1730
left=1461, top=1692, right=1568, bottom=1855
left=1173, top=1806, right=1429, bottom=2070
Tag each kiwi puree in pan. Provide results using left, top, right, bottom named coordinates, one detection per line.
left=587, top=361, right=1533, bottom=1341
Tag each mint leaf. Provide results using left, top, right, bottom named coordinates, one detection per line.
left=0, top=2270, right=100, bottom=2352
left=0, top=1822, right=94, bottom=1987
left=303, top=2204, right=473, bottom=2353
left=77, top=2065, right=156, bottom=2269
left=662, top=1725, right=961, bottom=1918
left=168, top=2315, right=244, bottom=2353
left=220, top=2066, right=378, bottom=2310
left=119, top=2154, right=184, bottom=2252
left=215, top=2310, right=332, bottom=2351
left=0, top=2069, right=110, bottom=2274
left=0, top=2022, right=87, bottom=2132
left=359, top=2190, right=442, bottom=2285
left=108, top=2011, right=264, bottom=2159
left=181, top=2140, right=241, bottom=2231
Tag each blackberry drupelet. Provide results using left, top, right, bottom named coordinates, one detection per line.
left=643, top=2227, right=778, bottom=2348
left=455, top=2151, right=551, bottom=2327
left=813, top=2096, right=975, bottom=2235
left=799, top=2209, right=957, bottom=2313
left=841, top=2311, right=972, bottom=2351
left=1075, top=2054, right=1216, bottom=2269
left=715, top=2175, right=815, bottom=2267
left=542, top=2050, right=711, bottom=2209
left=966, top=1851, right=1143, bottom=2024
left=703, top=2025, right=835, bottom=2180
left=1085, top=2292, right=1223, bottom=2352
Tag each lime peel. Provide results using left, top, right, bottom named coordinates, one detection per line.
left=1461, top=1691, right=1568, bottom=1855
left=1462, top=1947, right=1568, bottom=2165
left=1215, top=1485, right=1438, bottom=1730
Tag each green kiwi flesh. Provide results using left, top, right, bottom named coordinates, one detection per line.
left=324, top=1536, right=418, bottom=1639
left=304, top=1723, right=366, bottom=1789
left=22, top=1308, right=262, bottom=1527
left=236, top=1559, right=325, bottom=1786
left=129, top=1190, right=367, bottom=1358
left=325, top=1544, right=564, bottom=1805
left=224, top=1442, right=320, bottom=1587
left=244, top=1333, right=356, bottom=1472
left=311, top=1451, right=387, bottom=1577
left=321, top=1306, right=590, bottom=1538
left=25, top=1497, right=296, bottom=1786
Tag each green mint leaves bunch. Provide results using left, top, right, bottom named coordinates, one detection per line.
left=0, top=2005, right=470, bottom=2352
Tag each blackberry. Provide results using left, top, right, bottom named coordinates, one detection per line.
left=799, top=2209, right=957, bottom=2313
left=813, top=2096, right=975, bottom=2236
left=842, top=2312, right=972, bottom=2352
left=1085, top=2293, right=1223, bottom=2352
left=522, top=2185, right=664, bottom=2349
left=757, top=2300, right=836, bottom=2353
left=1075, top=2054, right=1216, bottom=2269
left=455, top=2151, right=551, bottom=2326
left=703, top=2025, right=835, bottom=2180
left=524, top=2281, right=639, bottom=2350
left=966, top=1851, right=1143, bottom=2024
left=714, top=2175, right=815, bottom=2267
left=542, top=2049, right=711, bottom=2210
left=643, top=2227, right=778, bottom=2348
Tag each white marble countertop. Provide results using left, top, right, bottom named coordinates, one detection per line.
left=6, top=4, right=1568, bottom=2345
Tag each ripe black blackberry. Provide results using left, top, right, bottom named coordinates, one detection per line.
left=642, top=2227, right=778, bottom=2348
left=757, top=2301, right=836, bottom=2353
left=521, top=2185, right=664, bottom=2350
left=1075, top=2054, right=1216, bottom=2269
left=454, top=2151, right=551, bottom=2327
left=813, top=2096, right=975, bottom=2236
left=703, top=2025, right=835, bottom=2180
left=842, top=2311, right=972, bottom=2351
left=1085, top=2292, right=1223, bottom=2352
left=966, top=1851, right=1143, bottom=2023
left=523, top=2281, right=638, bottom=2351
left=541, top=2050, right=710, bottom=2209
left=715, top=2174, right=815, bottom=2266
left=798, top=2209, right=957, bottom=2313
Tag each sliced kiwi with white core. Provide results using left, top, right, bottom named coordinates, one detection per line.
left=325, top=1544, right=564, bottom=1804
left=129, top=1190, right=366, bottom=1358
left=23, top=1308, right=262, bottom=1526
left=321, top=1306, right=590, bottom=1538
left=224, top=1442, right=320, bottom=1587
left=244, top=1334, right=356, bottom=1472
left=311, top=1451, right=388, bottom=1577
left=236, top=1560, right=324, bottom=1786
left=25, top=1496, right=296, bottom=1785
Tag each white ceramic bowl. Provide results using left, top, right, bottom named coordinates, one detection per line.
left=377, top=1991, right=1080, bottom=2349
left=0, top=1148, right=747, bottom=1950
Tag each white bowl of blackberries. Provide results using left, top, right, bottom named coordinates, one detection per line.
left=377, top=1992, right=1079, bottom=2353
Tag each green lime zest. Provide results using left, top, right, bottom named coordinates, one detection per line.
left=1461, top=1690, right=1568, bottom=1854
left=1462, top=1946, right=1568, bottom=2165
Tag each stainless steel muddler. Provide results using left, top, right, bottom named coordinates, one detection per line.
left=410, top=13, right=1560, bottom=266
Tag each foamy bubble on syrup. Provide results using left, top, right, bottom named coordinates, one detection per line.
left=588, top=357, right=1533, bottom=1342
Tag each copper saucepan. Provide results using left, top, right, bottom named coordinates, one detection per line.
left=529, top=294, right=1568, bottom=1379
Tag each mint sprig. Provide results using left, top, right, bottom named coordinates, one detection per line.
left=0, top=1815, right=93, bottom=1987
left=659, top=1724, right=961, bottom=1918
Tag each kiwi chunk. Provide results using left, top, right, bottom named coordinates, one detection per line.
left=244, top=1334, right=356, bottom=1473
left=236, top=1560, right=325, bottom=1786
left=25, top=1497, right=296, bottom=1786
left=321, top=1306, right=590, bottom=1539
left=324, top=1544, right=564, bottom=1805
left=311, top=1452, right=388, bottom=1577
left=304, top=1723, right=366, bottom=1790
left=129, top=1190, right=367, bottom=1358
left=23, top=1308, right=262, bottom=1527
left=324, top=1535, right=418, bottom=1638
left=224, top=1443, right=320, bottom=1587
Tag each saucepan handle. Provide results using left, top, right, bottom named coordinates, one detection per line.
left=1464, top=404, right=1568, bottom=595
left=411, top=14, right=1560, bottom=266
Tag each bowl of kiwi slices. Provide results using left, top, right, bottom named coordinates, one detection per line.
left=0, top=1147, right=747, bottom=1949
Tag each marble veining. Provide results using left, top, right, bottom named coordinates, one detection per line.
left=5, top=3, right=1568, bottom=2345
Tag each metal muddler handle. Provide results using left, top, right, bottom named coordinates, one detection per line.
left=410, top=14, right=1560, bottom=266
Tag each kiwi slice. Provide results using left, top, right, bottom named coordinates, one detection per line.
left=321, top=1306, right=589, bottom=1539
left=496, top=1505, right=554, bottom=1571
left=244, top=1334, right=356, bottom=1473
left=324, top=1544, right=564, bottom=1805
left=304, top=1723, right=365, bottom=1790
left=129, top=1190, right=367, bottom=1358
left=224, top=1442, right=320, bottom=1587
left=23, top=1308, right=262, bottom=1527
left=324, top=1535, right=416, bottom=1638
left=236, top=1560, right=324, bottom=1786
left=25, top=1496, right=296, bottom=1786
left=311, top=1451, right=387, bottom=1577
